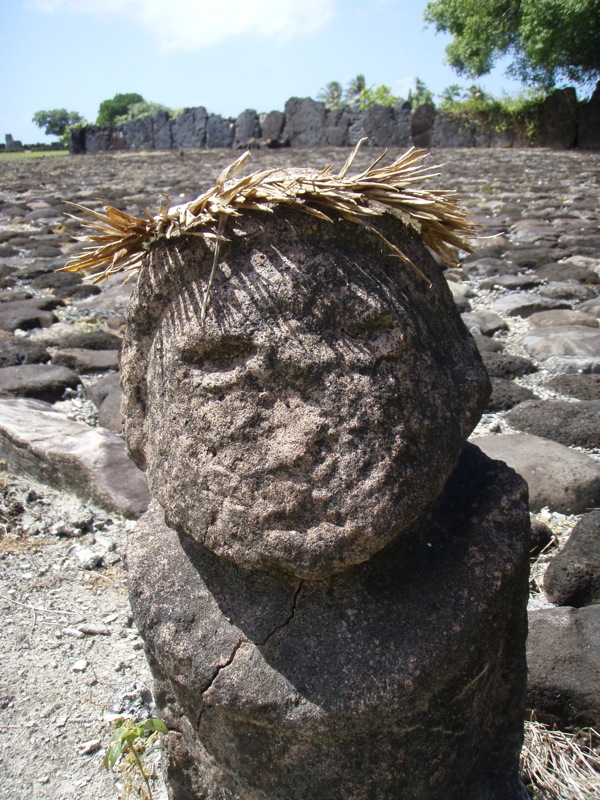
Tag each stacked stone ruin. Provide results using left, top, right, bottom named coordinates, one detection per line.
left=71, top=83, right=600, bottom=154
left=121, top=203, right=531, bottom=799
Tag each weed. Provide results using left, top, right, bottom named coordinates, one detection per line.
left=104, top=717, right=167, bottom=800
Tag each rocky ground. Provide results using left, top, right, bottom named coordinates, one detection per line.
left=0, top=146, right=599, bottom=799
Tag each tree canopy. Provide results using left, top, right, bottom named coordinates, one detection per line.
left=96, top=93, right=145, bottom=126
left=424, top=0, right=600, bottom=89
left=32, top=109, right=85, bottom=138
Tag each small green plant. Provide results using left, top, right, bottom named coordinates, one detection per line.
left=104, top=717, right=167, bottom=800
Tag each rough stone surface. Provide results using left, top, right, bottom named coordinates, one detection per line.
left=527, top=605, right=600, bottom=727
left=480, top=351, right=536, bottom=378
left=543, top=510, right=600, bottom=607
left=462, top=310, right=508, bottom=336
left=171, top=107, right=208, bottom=149
left=0, top=398, right=149, bottom=518
left=234, top=109, right=261, bottom=146
left=0, top=336, right=50, bottom=367
left=120, top=208, right=490, bottom=578
left=205, top=114, right=234, bottom=149
left=506, top=398, right=600, bottom=448
left=471, top=433, right=600, bottom=514
left=259, top=111, right=285, bottom=143
left=128, top=444, right=529, bottom=800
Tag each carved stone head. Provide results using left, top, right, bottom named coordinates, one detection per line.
left=120, top=208, right=489, bottom=578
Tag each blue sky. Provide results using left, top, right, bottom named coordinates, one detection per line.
left=2, top=0, right=530, bottom=145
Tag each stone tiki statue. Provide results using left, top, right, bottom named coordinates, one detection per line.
left=120, top=203, right=529, bottom=799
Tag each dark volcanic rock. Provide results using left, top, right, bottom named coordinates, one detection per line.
left=283, top=98, right=327, bottom=147
left=527, top=605, right=600, bottom=728
left=480, top=351, right=537, bottom=378
left=55, top=331, right=122, bottom=351
left=120, top=207, right=490, bottom=578
left=506, top=399, right=600, bottom=448
left=487, top=379, right=535, bottom=412
left=0, top=364, right=80, bottom=402
left=544, top=510, right=600, bottom=608
left=128, top=444, right=529, bottom=800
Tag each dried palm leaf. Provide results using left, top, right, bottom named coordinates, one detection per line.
left=61, top=139, right=476, bottom=286
left=519, top=721, right=600, bottom=799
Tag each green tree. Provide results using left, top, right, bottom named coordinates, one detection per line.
left=317, top=81, right=344, bottom=110
left=357, top=84, right=399, bottom=109
left=32, top=108, right=85, bottom=138
left=96, top=93, right=144, bottom=126
left=113, top=100, right=172, bottom=125
left=424, top=0, right=600, bottom=89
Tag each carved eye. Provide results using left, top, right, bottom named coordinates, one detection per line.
left=181, top=335, right=255, bottom=371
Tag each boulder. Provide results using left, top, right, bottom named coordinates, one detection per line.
left=528, top=309, right=598, bottom=328
left=361, top=105, right=410, bottom=147
left=171, top=107, right=208, bottom=149
left=51, top=348, right=120, bottom=374
left=544, top=510, right=600, bottom=607
left=0, top=298, right=59, bottom=332
left=0, top=397, right=149, bottom=518
left=234, top=109, right=261, bottom=147
left=487, top=379, right=535, bottom=412
left=548, top=373, right=600, bottom=401
left=283, top=98, right=327, bottom=147
left=537, top=88, right=578, bottom=149
left=206, top=115, right=234, bottom=149
left=410, top=104, right=435, bottom=148
left=259, top=111, right=285, bottom=144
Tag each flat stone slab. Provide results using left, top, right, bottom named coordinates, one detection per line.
left=52, top=348, right=120, bottom=373
left=470, top=433, right=600, bottom=514
left=493, top=293, right=568, bottom=318
left=0, top=363, right=80, bottom=402
left=528, top=309, right=599, bottom=328
left=0, top=397, right=149, bottom=518
left=527, top=605, right=600, bottom=728
left=522, top=326, right=600, bottom=373
left=0, top=299, right=59, bottom=332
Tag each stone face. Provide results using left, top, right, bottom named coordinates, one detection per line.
left=543, top=510, right=600, bottom=607
left=527, top=605, right=600, bottom=727
left=0, top=398, right=149, bottom=518
left=128, top=444, right=529, bottom=800
left=471, top=433, right=600, bottom=514
left=121, top=208, right=490, bottom=578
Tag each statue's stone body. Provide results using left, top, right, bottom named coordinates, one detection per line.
left=122, top=208, right=530, bottom=799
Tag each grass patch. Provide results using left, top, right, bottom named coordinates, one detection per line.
left=0, top=149, right=69, bottom=160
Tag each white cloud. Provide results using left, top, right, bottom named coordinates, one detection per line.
left=26, top=0, right=335, bottom=51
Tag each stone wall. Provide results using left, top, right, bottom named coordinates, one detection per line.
left=70, top=84, right=600, bottom=154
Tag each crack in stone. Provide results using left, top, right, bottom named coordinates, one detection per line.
left=196, top=581, right=303, bottom=728
left=258, top=580, right=303, bottom=646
